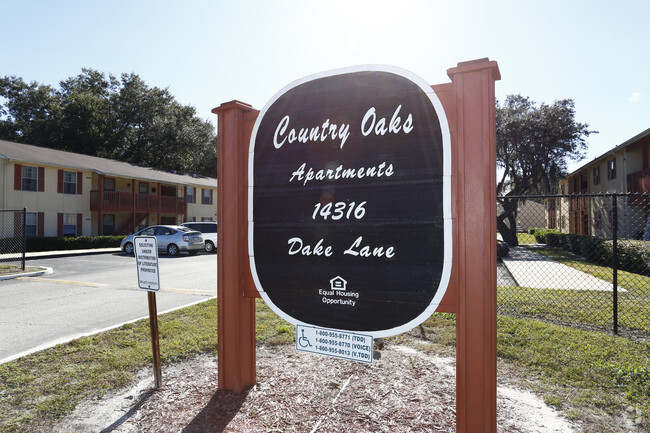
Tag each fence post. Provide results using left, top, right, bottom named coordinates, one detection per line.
left=21, top=208, right=26, bottom=271
left=612, top=194, right=618, bottom=335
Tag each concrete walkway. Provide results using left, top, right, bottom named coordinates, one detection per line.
left=501, top=246, right=623, bottom=292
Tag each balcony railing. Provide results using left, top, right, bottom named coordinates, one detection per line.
left=90, top=190, right=186, bottom=214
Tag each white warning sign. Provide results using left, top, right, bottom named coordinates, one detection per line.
left=134, top=236, right=160, bottom=292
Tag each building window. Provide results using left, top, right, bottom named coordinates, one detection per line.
left=103, top=214, right=115, bottom=235
left=104, top=178, right=115, bottom=191
left=187, top=187, right=195, bottom=203
left=202, top=189, right=212, bottom=205
left=22, top=166, right=38, bottom=191
left=139, top=182, right=149, bottom=194
left=63, top=171, right=77, bottom=194
left=201, top=217, right=214, bottom=222
left=607, top=158, right=616, bottom=180
left=63, top=214, right=77, bottom=236
left=593, top=167, right=600, bottom=185
left=25, top=212, right=37, bottom=237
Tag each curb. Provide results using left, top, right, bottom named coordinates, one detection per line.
left=25, top=247, right=122, bottom=260
left=0, top=296, right=215, bottom=365
left=0, top=266, right=54, bottom=281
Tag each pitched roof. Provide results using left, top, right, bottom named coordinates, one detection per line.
left=0, top=139, right=217, bottom=188
left=567, top=127, right=650, bottom=176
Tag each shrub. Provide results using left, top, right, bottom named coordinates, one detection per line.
left=26, top=236, right=126, bottom=252
left=540, top=231, right=650, bottom=277
left=532, top=228, right=560, bottom=244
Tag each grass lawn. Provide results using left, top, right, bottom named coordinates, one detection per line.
left=517, top=232, right=537, bottom=245
left=500, top=245, right=650, bottom=334
left=0, top=299, right=648, bottom=432
left=406, top=313, right=650, bottom=431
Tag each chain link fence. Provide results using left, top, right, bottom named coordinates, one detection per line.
left=497, top=194, right=650, bottom=340
left=0, top=209, right=26, bottom=271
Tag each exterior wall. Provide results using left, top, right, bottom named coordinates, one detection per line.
left=2, top=156, right=218, bottom=238
left=518, top=201, right=546, bottom=230
left=185, top=186, right=217, bottom=223
left=4, top=161, right=91, bottom=237
left=0, top=160, right=5, bottom=214
left=557, top=133, right=650, bottom=238
left=626, top=147, right=643, bottom=173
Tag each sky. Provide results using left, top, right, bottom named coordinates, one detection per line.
left=3, top=0, right=648, bottom=173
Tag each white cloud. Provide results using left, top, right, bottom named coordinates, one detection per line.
left=629, top=92, right=642, bottom=103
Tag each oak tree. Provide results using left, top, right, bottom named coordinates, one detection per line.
left=496, top=95, right=594, bottom=245
left=0, top=69, right=218, bottom=177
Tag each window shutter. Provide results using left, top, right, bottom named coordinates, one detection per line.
left=57, top=170, right=63, bottom=193
left=14, top=212, right=22, bottom=237
left=192, top=187, right=196, bottom=203
left=57, top=213, right=63, bottom=236
left=14, top=164, right=22, bottom=190
left=38, top=167, right=45, bottom=192
left=77, top=213, right=83, bottom=235
left=77, top=172, right=83, bottom=194
left=210, top=189, right=214, bottom=205
left=38, top=212, right=44, bottom=237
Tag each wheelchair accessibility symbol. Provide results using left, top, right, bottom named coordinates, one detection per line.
left=298, top=329, right=312, bottom=348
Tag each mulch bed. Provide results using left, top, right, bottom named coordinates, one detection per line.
left=53, top=344, right=573, bottom=433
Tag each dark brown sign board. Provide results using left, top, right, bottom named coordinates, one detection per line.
left=249, top=66, right=451, bottom=337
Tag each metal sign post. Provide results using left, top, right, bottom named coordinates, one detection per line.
left=134, top=236, right=162, bottom=389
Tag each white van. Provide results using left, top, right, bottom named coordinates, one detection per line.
left=181, top=221, right=218, bottom=253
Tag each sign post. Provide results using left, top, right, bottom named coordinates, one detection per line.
left=134, top=236, right=162, bottom=389
left=213, top=58, right=500, bottom=432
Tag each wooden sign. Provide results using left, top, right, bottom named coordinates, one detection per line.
left=249, top=66, right=451, bottom=337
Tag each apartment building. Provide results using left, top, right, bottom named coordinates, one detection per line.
left=0, top=139, right=218, bottom=237
left=549, top=128, right=650, bottom=238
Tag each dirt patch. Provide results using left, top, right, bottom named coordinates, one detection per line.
left=51, top=344, right=575, bottom=433
left=0, top=265, right=45, bottom=276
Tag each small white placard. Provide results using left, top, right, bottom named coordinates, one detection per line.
left=296, top=325, right=373, bottom=364
left=134, top=236, right=160, bottom=292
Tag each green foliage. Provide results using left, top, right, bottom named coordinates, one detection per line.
left=0, top=299, right=219, bottom=432
left=0, top=298, right=300, bottom=431
left=25, top=236, right=125, bottom=252
left=496, top=95, right=594, bottom=246
left=516, top=232, right=537, bottom=244
left=531, top=227, right=560, bottom=244
left=539, top=231, right=650, bottom=277
left=1, top=294, right=649, bottom=431
left=255, top=300, right=296, bottom=345
left=0, top=69, right=218, bottom=177
left=496, top=95, right=593, bottom=197
left=496, top=316, right=650, bottom=427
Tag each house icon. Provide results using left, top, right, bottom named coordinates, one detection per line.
left=330, top=276, right=347, bottom=291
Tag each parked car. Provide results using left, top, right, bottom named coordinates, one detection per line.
left=181, top=221, right=218, bottom=253
left=121, top=225, right=204, bottom=256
